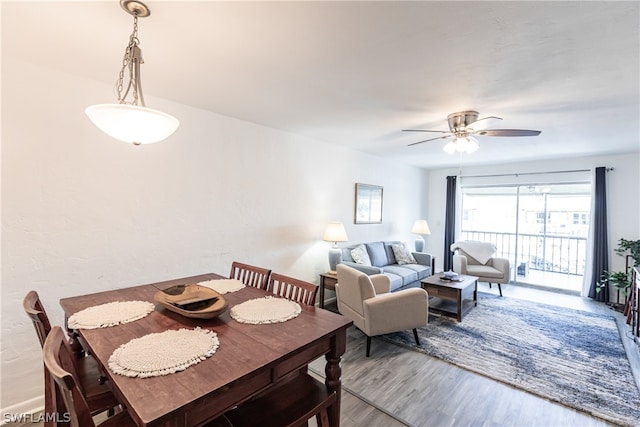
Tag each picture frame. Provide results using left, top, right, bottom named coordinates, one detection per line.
left=354, top=183, right=383, bottom=224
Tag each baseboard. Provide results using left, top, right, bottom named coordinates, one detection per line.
left=1, top=395, right=44, bottom=426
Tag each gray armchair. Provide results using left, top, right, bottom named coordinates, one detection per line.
left=451, top=242, right=510, bottom=296
left=335, top=264, right=429, bottom=357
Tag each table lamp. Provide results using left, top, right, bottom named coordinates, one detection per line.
left=322, top=222, right=349, bottom=273
left=411, top=219, right=431, bottom=252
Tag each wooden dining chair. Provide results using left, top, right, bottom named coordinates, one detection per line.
left=43, top=326, right=137, bottom=427
left=23, top=291, right=119, bottom=423
left=223, top=372, right=336, bottom=427
left=229, top=261, right=271, bottom=289
left=266, top=272, right=319, bottom=307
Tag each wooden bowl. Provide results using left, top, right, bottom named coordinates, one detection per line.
left=154, top=284, right=228, bottom=319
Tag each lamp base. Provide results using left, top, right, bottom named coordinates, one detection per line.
left=328, top=246, right=343, bottom=273
left=414, top=236, right=425, bottom=252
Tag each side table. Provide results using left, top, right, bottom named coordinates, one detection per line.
left=319, top=272, right=338, bottom=310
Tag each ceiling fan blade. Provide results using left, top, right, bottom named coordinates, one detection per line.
left=474, top=129, right=541, bottom=137
left=466, top=115, right=503, bottom=131
left=408, top=135, right=452, bottom=147
left=402, top=129, right=450, bottom=134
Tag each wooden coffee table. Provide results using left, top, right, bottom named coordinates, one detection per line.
left=421, top=273, right=478, bottom=322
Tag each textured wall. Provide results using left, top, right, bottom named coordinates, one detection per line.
left=1, top=57, right=428, bottom=414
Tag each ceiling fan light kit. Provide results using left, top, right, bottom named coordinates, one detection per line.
left=443, top=135, right=479, bottom=154
left=404, top=110, right=541, bottom=154
left=85, top=0, right=179, bottom=146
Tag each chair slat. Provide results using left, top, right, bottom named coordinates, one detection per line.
left=267, top=273, right=318, bottom=307
left=229, top=262, right=271, bottom=289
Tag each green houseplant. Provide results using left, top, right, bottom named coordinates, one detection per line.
left=614, top=238, right=640, bottom=268
left=596, top=238, right=639, bottom=306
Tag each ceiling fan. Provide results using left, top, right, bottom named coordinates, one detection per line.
left=404, top=110, right=541, bottom=154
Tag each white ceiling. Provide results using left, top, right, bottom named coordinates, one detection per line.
left=3, top=1, right=639, bottom=169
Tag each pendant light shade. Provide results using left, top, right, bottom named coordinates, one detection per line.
left=87, top=0, right=179, bottom=146
left=86, top=104, right=179, bottom=145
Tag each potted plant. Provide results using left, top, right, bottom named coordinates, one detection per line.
left=615, top=238, right=640, bottom=268
left=596, top=238, right=639, bottom=308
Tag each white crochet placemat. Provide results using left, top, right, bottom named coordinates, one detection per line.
left=198, top=279, right=245, bottom=294
left=108, top=327, right=219, bottom=378
left=68, top=301, right=155, bottom=329
left=230, top=296, right=301, bottom=324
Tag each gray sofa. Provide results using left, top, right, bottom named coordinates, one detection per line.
left=340, top=240, right=434, bottom=292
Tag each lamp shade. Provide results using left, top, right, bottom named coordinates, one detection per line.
left=443, top=136, right=479, bottom=154
left=463, top=136, right=479, bottom=153
left=411, top=220, right=431, bottom=235
left=322, top=222, right=348, bottom=243
left=443, top=140, right=457, bottom=154
left=86, top=104, right=180, bottom=145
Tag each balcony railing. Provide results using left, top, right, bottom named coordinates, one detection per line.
left=461, top=230, right=587, bottom=276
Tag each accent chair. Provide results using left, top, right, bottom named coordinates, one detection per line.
left=335, top=264, right=429, bottom=357
left=451, top=241, right=510, bottom=296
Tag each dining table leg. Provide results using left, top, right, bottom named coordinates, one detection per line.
left=325, top=329, right=347, bottom=427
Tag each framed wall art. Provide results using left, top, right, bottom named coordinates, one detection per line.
left=354, top=183, right=383, bottom=224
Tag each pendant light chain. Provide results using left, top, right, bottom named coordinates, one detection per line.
left=114, top=15, right=142, bottom=106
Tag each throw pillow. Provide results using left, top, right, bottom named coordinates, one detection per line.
left=351, top=245, right=372, bottom=266
left=392, top=242, right=417, bottom=265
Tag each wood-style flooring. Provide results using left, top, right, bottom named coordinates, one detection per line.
left=308, top=282, right=640, bottom=427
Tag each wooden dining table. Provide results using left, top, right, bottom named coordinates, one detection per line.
left=59, top=273, right=353, bottom=427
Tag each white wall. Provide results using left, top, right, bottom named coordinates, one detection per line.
left=425, top=154, right=640, bottom=278
left=0, top=57, right=429, bottom=414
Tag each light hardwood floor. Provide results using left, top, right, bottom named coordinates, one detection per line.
left=17, top=283, right=639, bottom=427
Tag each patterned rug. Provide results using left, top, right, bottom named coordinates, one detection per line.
left=381, top=294, right=640, bottom=427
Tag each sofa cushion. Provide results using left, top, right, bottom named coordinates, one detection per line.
left=382, top=272, right=404, bottom=292
left=401, top=264, right=431, bottom=280
left=341, top=247, right=354, bottom=262
left=391, top=242, right=417, bottom=265
left=351, top=245, right=372, bottom=266
left=383, top=241, right=399, bottom=265
left=366, top=242, right=388, bottom=267
left=465, top=264, right=504, bottom=279
left=383, top=265, right=418, bottom=286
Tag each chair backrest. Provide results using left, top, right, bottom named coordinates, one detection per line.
left=23, top=290, right=52, bottom=347
left=43, top=327, right=97, bottom=427
left=24, top=291, right=59, bottom=427
left=229, top=261, right=271, bottom=289
left=457, top=249, right=483, bottom=266
left=335, top=264, right=376, bottom=317
left=451, top=241, right=497, bottom=266
left=266, top=273, right=318, bottom=307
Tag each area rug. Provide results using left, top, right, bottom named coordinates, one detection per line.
left=381, top=294, right=640, bottom=427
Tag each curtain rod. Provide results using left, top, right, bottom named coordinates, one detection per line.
left=459, top=168, right=613, bottom=179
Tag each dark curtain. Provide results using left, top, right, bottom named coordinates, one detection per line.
left=588, top=167, right=609, bottom=301
left=443, top=176, right=457, bottom=272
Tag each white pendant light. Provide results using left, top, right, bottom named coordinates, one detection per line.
left=86, top=0, right=179, bottom=146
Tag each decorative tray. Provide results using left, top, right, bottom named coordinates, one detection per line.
left=154, top=284, right=228, bottom=319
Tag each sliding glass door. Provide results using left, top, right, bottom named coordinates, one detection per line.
left=461, top=183, right=591, bottom=293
